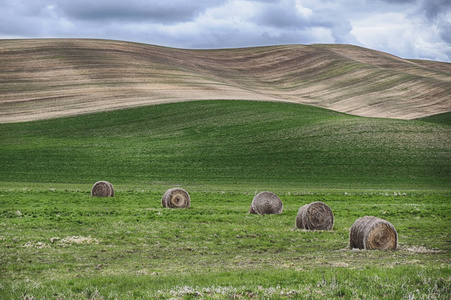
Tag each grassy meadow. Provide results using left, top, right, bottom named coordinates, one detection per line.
left=0, top=100, right=450, bottom=299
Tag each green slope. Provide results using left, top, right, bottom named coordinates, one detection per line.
left=419, top=111, right=451, bottom=126
left=0, top=100, right=450, bottom=190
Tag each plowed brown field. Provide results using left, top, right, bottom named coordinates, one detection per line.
left=1, top=39, right=450, bottom=123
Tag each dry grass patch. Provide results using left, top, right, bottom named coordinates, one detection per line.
left=402, top=246, right=442, bottom=253
left=22, top=241, right=49, bottom=249
left=58, top=236, right=100, bottom=245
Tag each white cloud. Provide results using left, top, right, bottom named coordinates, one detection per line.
left=350, top=7, right=451, bottom=61
left=295, top=1, right=313, bottom=18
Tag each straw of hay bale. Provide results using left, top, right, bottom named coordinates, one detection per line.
left=249, top=191, right=283, bottom=214
left=349, top=216, right=397, bottom=250
left=296, top=201, right=334, bottom=230
left=91, top=181, right=114, bottom=197
left=161, top=187, right=191, bottom=208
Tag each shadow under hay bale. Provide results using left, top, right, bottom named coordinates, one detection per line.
left=249, top=191, right=283, bottom=215
left=296, top=201, right=334, bottom=230
left=350, top=216, right=397, bottom=250
left=91, top=181, right=114, bottom=197
left=161, top=188, right=191, bottom=208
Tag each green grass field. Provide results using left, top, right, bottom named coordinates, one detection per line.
left=1, top=100, right=450, bottom=189
left=0, top=100, right=450, bottom=299
left=420, top=111, right=451, bottom=126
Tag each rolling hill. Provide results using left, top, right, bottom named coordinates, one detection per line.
left=0, top=100, right=449, bottom=190
left=0, top=39, right=450, bottom=123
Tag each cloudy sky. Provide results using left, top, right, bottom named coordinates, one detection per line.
left=1, top=0, right=450, bottom=62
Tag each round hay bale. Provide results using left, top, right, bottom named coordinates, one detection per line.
left=249, top=191, right=283, bottom=215
left=161, top=188, right=191, bottom=208
left=296, top=201, right=334, bottom=230
left=106, top=181, right=114, bottom=197
left=349, top=216, right=397, bottom=250
left=91, top=181, right=114, bottom=197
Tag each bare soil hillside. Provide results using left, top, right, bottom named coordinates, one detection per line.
left=0, top=39, right=450, bottom=123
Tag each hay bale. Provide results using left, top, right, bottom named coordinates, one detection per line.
left=350, top=216, right=397, bottom=250
left=106, top=181, right=114, bottom=197
left=296, top=201, right=334, bottom=230
left=161, top=188, right=191, bottom=208
left=91, top=181, right=114, bottom=197
left=249, top=191, right=283, bottom=214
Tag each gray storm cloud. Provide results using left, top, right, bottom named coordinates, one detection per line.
left=55, top=0, right=225, bottom=23
left=0, top=0, right=449, bottom=62
left=419, top=0, right=451, bottom=44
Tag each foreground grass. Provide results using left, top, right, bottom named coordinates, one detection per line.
left=0, top=100, right=449, bottom=298
left=0, top=188, right=449, bottom=299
